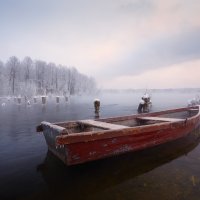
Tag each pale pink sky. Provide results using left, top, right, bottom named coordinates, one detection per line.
left=0, top=0, right=200, bottom=89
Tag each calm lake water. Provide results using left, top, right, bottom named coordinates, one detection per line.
left=0, top=91, right=200, bottom=200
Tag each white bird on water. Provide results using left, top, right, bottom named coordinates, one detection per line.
left=1, top=102, right=6, bottom=106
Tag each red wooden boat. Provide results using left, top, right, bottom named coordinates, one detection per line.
left=36, top=106, right=200, bottom=166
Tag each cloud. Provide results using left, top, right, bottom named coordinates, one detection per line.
left=0, top=0, right=200, bottom=88
left=119, top=0, right=155, bottom=15
left=101, top=59, right=200, bottom=89
left=96, top=27, right=200, bottom=78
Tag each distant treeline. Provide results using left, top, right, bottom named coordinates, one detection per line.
left=0, top=56, right=97, bottom=97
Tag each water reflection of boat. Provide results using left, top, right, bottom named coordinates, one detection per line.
left=37, top=130, right=200, bottom=199
left=37, top=106, right=200, bottom=165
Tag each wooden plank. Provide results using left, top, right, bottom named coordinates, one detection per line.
left=41, top=121, right=66, bottom=132
left=79, top=119, right=129, bottom=130
left=189, top=109, right=199, bottom=111
left=137, top=116, right=184, bottom=122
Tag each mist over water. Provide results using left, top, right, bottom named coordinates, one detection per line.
left=0, top=91, right=200, bottom=200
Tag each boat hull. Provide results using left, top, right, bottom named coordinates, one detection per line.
left=38, top=106, right=200, bottom=166
left=64, top=121, right=199, bottom=165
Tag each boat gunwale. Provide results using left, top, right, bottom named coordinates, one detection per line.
left=54, top=106, right=200, bottom=145
left=95, top=106, right=199, bottom=123
left=41, top=106, right=197, bottom=127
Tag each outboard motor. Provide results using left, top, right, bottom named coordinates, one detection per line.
left=137, top=98, right=145, bottom=113
left=138, top=93, right=152, bottom=113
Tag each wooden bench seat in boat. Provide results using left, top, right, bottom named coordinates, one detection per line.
left=79, top=119, right=129, bottom=130
left=189, top=108, right=199, bottom=111
left=136, top=116, right=184, bottom=122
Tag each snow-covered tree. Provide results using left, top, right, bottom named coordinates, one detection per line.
left=0, top=56, right=97, bottom=97
left=6, top=56, right=20, bottom=95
